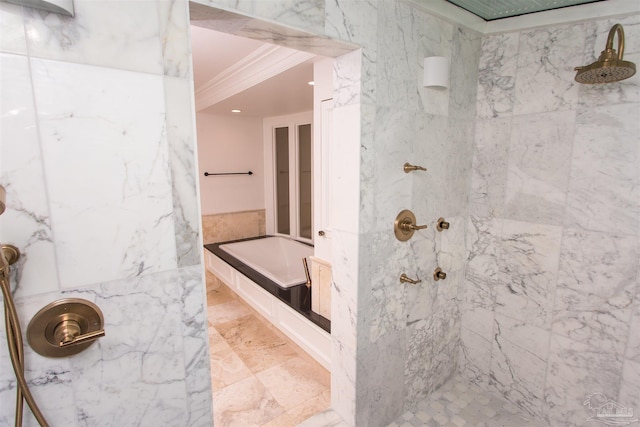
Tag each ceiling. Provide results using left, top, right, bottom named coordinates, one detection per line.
left=445, top=0, right=606, bottom=21
left=190, top=25, right=315, bottom=117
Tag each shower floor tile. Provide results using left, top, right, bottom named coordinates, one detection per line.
left=386, top=377, right=545, bottom=427
left=207, top=272, right=331, bottom=427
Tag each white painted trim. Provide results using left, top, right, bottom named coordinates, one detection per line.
left=206, top=251, right=331, bottom=370
left=405, top=0, right=640, bottom=34
left=263, top=112, right=313, bottom=242
left=195, top=44, right=315, bottom=112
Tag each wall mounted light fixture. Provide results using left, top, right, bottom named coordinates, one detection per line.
left=423, top=56, right=449, bottom=89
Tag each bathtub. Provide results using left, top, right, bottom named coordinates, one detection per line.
left=218, top=236, right=313, bottom=288
left=205, top=236, right=330, bottom=370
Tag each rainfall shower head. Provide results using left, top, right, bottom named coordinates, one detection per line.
left=575, top=24, right=636, bottom=84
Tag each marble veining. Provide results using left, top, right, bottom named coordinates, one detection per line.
left=1, top=1, right=211, bottom=425
left=504, top=111, right=575, bottom=225
left=552, top=228, right=638, bottom=356
left=30, top=58, right=177, bottom=289
left=513, top=25, right=585, bottom=115
left=464, top=13, right=640, bottom=427
left=23, top=0, right=164, bottom=75
left=0, top=53, right=58, bottom=298
left=476, top=32, right=519, bottom=119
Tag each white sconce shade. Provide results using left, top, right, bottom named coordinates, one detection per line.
left=423, top=56, right=449, bottom=89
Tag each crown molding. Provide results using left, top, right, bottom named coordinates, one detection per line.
left=195, top=44, right=315, bottom=112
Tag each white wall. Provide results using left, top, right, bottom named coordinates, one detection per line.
left=196, top=113, right=265, bottom=215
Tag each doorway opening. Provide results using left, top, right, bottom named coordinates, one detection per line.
left=189, top=8, right=339, bottom=426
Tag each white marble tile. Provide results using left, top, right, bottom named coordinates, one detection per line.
left=565, top=103, right=640, bottom=235
left=158, top=0, right=192, bottom=79
left=504, top=110, right=574, bottom=225
left=627, top=280, right=640, bottom=363
left=489, top=315, right=549, bottom=418
left=164, top=76, right=201, bottom=268
left=330, top=103, right=360, bottom=233
left=476, top=32, right=519, bottom=119
left=0, top=53, right=58, bottom=298
left=450, top=26, right=482, bottom=119
left=330, top=229, right=358, bottom=425
left=424, top=119, right=475, bottom=217
left=0, top=1, right=27, bottom=54
left=404, top=307, right=460, bottom=407
left=552, top=228, right=638, bottom=356
left=463, top=216, right=501, bottom=312
left=324, top=0, right=377, bottom=51
left=30, top=58, right=177, bottom=289
left=495, top=220, right=562, bottom=329
left=618, top=359, right=640, bottom=413
left=366, top=106, right=416, bottom=232
left=23, top=0, right=163, bottom=75
left=333, top=49, right=362, bottom=108
left=358, top=232, right=408, bottom=342
left=545, top=333, right=624, bottom=426
left=254, top=0, right=324, bottom=35
left=178, top=266, right=213, bottom=426
left=513, top=24, right=585, bottom=115
left=469, top=118, right=510, bottom=218
left=412, top=114, right=458, bottom=218
left=62, top=269, right=192, bottom=426
left=356, top=330, right=407, bottom=426
left=459, top=326, right=492, bottom=388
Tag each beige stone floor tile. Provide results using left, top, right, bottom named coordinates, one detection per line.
left=208, top=325, right=228, bottom=353
left=286, top=388, right=331, bottom=425
left=256, top=355, right=331, bottom=410
left=217, top=314, right=299, bottom=373
left=206, top=276, right=236, bottom=306
left=210, top=340, right=253, bottom=391
left=208, top=299, right=252, bottom=325
left=213, top=376, right=284, bottom=427
left=260, top=412, right=297, bottom=427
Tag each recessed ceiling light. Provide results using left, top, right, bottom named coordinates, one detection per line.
left=307, top=81, right=314, bottom=86
left=231, top=109, right=242, bottom=113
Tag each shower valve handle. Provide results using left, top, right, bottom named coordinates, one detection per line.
left=55, top=320, right=105, bottom=348
left=400, top=221, right=428, bottom=232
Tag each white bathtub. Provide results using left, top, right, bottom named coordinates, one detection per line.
left=219, top=236, right=313, bottom=288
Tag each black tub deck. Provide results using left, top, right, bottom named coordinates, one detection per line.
left=204, top=236, right=331, bottom=333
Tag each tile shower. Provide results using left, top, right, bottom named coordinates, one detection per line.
left=0, top=1, right=638, bottom=427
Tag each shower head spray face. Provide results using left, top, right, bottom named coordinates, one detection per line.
left=575, top=24, right=636, bottom=84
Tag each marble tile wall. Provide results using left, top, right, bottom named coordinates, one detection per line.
left=192, top=1, right=480, bottom=425
left=0, top=1, right=210, bottom=426
left=461, top=13, right=640, bottom=427
left=201, top=210, right=266, bottom=244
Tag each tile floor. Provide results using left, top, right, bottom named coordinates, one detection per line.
left=386, top=378, right=544, bottom=427
left=301, top=377, right=544, bottom=427
left=206, top=271, right=331, bottom=427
